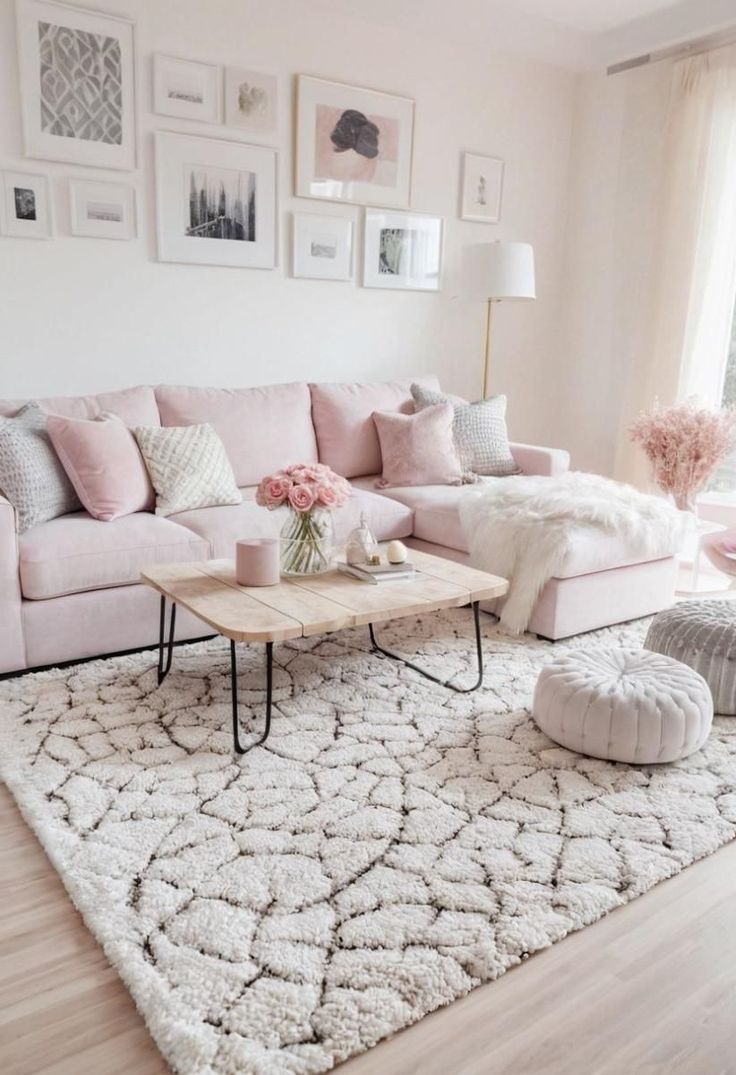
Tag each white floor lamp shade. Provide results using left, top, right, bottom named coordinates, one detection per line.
left=480, top=241, right=535, bottom=397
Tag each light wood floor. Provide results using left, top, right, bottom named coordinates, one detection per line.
left=2, top=780, right=736, bottom=1075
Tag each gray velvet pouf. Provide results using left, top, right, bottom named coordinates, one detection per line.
left=645, top=600, right=736, bottom=715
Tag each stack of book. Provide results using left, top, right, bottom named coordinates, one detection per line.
left=338, top=561, right=415, bottom=584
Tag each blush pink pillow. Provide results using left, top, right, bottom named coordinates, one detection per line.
left=372, top=403, right=463, bottom=487
left=47, top=412, right=154, bottom=521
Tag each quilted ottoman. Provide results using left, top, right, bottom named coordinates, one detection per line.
left=532, top=648, right=713, bottom=763
left=645, top=600, right=736, bottom=715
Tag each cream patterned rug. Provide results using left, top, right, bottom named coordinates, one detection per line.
left=2, top=611, right=736, bottom=1075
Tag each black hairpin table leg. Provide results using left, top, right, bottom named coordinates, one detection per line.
left=369, top=600, right=484, bottom=693
left=230, top=640, right=274, bottom=755
left=157, top=595, right=177, bottom=684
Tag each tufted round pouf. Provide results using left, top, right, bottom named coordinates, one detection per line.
left=645, top=600, right=736, bottom=715
left=532, top=648, right=713, bottom=764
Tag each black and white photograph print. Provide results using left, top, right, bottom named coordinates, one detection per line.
left=14, top=187, right=37, bottom=221
left=296, top=75, right=414, bottom=208
left=460, top=152, right=504, bottom=223
left=69, top=180, right=136, bottom=240
left=187, top=166, right=256, bottom=241
left=153, top=55, right=222, bottom=124
left=292, top=213, right=353, bottom=281
left=363, top=209, right=442, bottom=291
left=155, top=132, right=276, bottom=269
left=1, top=171, right=52, bottom=239
left=225, top=67, right=278, bottom=134
left=16, top=0, right=136, bottom=169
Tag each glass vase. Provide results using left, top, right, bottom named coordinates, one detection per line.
left=280, top=507, right=334, bottom=576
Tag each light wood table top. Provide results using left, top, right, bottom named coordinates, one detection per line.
left=141, top=547, right=508, bottom=643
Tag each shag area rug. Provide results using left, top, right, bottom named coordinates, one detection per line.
left=2, top=611, right=736, bottom=1075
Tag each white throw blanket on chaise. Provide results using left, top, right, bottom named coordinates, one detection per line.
left=459, top=472, right=684, bottom=634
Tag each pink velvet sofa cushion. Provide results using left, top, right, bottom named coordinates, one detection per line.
left=47, top=413, right=154, bottom=521
left=310, top=375, right=440, bottom=479
left=0, top=385, right=160, bottom=426
left=19, top=512, right=208, bottom=600
left=373, top=403, right=463, bottom=488
left=171, top=484, right=413, bottom=558
left=155, top=382, right=318, bottom=487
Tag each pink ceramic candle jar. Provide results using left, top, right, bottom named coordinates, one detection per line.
left=235, top=538, right=280, bottom=586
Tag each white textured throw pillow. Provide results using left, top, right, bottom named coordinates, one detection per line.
left=134, top=424, right=241, bottom=517
left=0, top=402, right=81, bottom=532
left=411, top=383, right=520, bottom=478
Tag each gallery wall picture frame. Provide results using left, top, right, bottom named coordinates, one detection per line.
left=363, top=208, right=443, bottom=292
left=460, top=152, right=504, bottom=223
left=224, top=66, right=278, bottom=135
left=15, top=0, right=137, bottom=170
left=69, top=179, right=136, bottom=239
left=153, top=54, right=222, bottom=124
left=155, top=131, right=277, bottom=269
left=296, top=74, right=414, bottom=209
left=0, top=171, right=53, bottom=239
left=292, top=212, right=353, bottom=281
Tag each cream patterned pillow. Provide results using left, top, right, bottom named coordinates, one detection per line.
left=411, top=384, right=521, bottom=478
left=134, top=424, right=241, bottom=517
left=0, top=402, right=81, bottom=532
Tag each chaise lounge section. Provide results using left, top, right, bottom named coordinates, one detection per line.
left=0, top=377, right=679, bottom=674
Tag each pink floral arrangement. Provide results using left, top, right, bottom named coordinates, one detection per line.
left=629, top=400, right=736, bottom=511
left=256, top=462, right=351, bottom=513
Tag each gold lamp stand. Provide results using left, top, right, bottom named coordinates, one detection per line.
left=482, top=298, right=494, bottom=400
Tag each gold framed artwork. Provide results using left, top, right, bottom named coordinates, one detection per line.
left=296, top=75, right=414, bottom=208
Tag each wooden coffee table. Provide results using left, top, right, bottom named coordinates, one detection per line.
left=141, top=549, right=508, bottom=754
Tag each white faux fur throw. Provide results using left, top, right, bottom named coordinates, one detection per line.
left=459, top=472, right=684, bottom=634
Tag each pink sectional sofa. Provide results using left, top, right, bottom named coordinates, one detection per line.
left=0, top=378, right=678, bottom=674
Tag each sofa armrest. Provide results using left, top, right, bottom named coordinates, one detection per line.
left=510, top=442, right=570, bottom=477
left=0, top=495, right=25, bottom=673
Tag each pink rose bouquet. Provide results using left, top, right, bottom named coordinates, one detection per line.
left=629, top=400, right=736, bottom=512
left=256, top=462, right=351, bottom=574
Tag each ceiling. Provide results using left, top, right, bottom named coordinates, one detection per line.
left=313, top=0, right=736, bottom=69
left=509, top=0, right=683, bottom=36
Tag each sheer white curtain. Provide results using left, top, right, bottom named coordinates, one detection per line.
left=616, top=46, right=736, bottom=487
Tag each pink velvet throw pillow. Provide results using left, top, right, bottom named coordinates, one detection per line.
left=47, top=412, right=154, bottom=521
left=372, top=403, right=463, bottom=487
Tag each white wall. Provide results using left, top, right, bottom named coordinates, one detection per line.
left=0, top=0, right=576, bottom=449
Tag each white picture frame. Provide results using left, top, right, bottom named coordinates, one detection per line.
left=292, top=213, right=353, bottom=281
left=0, top=171, right=53, bottom=239
left=155, top=131, right=276, bottom=269
left=15, top=0, right=136, bottom=170
left=296, top=74, right=414, bottom=208
left=363, top=209, right=443, bottom=291
left=224, top=67, right=278, bottom=134
left=69, top=179, right=136, bottom=239
left=460, top=152, right=504, bottom=223
left=153, top=54, right=221, bottom=124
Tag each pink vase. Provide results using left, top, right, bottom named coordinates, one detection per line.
left=235, top=538, right=280, bottom=586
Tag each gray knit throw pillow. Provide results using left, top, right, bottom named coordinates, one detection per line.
left=0, top=402, right=81, bottom=532
left=411, top=384, right=520, bottom=478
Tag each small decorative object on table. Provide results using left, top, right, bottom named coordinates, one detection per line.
left=256, top=462, right=351, bottom=576
left=235, top=538, right=280, bottom=586
left=387, top=539, right=408, bottom=563
left=346, top=513, right=379, bottom=564
left=629, top=400, right=736, bottom=514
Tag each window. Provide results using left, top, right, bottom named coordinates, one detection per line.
left=709, top=306, right=736, bottom=494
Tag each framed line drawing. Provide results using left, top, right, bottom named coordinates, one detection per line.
left=69, top=179, right=136, bottom=239
left=460, top=152, right=504, bottom=223
left=16, top=0, right=137, bottom=170
left=153, top=54, right=221, bottom=124
left=296, top=74, right=414, bottom=208
left=292, top=212, right=353, bottom=281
